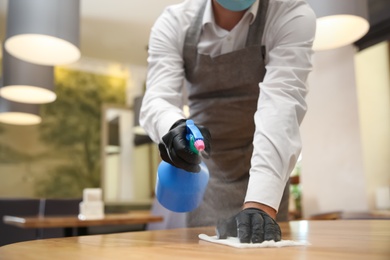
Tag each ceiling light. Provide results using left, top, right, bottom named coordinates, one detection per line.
left=0, top=86, right=56, bottom=104
left=306, top=0, right=369, bottom=51
left=0, top=97, right=41, bottom=125
left=1, top=48, right=55, bottom=104
left=5, top=0, right=80, bottom=66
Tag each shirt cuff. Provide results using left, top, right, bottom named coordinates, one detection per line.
left=244, top=172, right=286, bottom=212
left=156, top=113, right=184, bottom=142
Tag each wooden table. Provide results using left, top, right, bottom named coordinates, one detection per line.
left=3, top=212, right=163, bottom=237
left=0, top=220, right=389, bottom=260
left=310, top=210, right=390, bottom=220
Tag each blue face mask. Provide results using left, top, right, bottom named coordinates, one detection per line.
left=216, top=0, right=256, bottom=12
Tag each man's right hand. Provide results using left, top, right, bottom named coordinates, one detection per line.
left=158, top=119, right=211, bottom=173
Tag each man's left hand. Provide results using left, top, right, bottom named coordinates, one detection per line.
left=216, top=208, right=281, bottom=243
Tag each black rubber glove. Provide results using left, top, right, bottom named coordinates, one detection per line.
left=216, top=208, right=282, bottom=243
left=159, top=119, right=211, bottom=173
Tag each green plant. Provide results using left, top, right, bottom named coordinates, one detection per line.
left=35, top=67, right=126, bottom=198
left=290, top=159, right=302, bottom=218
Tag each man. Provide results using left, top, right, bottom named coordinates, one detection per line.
left=140, top=0, right=315, bottom=243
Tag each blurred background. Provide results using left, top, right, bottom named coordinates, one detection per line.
left=0, top=0, right=389, bottom=227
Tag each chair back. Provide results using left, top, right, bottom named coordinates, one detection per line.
left=38, top=198, right=82, bottom=238
left=0, top=198, right=40, bottom=246
left=39, top=198, right=81, bottom=216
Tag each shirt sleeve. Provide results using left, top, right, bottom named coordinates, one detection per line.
left=139, top=7, right=187, bottom=143
left=245, top=1, right=316, bottom=211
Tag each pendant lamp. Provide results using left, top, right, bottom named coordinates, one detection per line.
left=0, top=46, right=55, bottom=104
left=306, top=0, right=369, bottom=51
left=0, top=96, right=41, bottom=125
left=5, top=0, right=80, bottom=66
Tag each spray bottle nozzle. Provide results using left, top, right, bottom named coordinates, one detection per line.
left=186, top=119, right=204, bottom=154
left=194, top=139, right=205, bottom=152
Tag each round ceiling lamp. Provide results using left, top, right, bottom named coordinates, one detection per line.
left=306, top=0, right=369, bottom=51
left=1, top=47, right=56, bottom=104
left=5, top=0, right=80, bottom=66
left=0, top=97, right=41, bottom=125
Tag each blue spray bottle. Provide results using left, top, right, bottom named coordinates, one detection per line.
left=155, top=120, right=209, bottom=212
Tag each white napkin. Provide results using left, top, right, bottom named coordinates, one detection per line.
left=198, top=234, right=310, bottom=248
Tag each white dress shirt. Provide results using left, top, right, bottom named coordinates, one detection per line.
left=140, top=0, right=316, bottom=211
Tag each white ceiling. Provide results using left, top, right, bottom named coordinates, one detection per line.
left=0, top=0, right=183, bottom=66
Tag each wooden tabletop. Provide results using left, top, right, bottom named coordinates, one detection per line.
left=310, top=210, right=390, bottom=220
left=3, top=211, right=163, bottom=229
left=0, top=220, right=389, bottom=260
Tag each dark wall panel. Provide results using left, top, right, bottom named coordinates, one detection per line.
left=355, top=0, right=390, bottom=50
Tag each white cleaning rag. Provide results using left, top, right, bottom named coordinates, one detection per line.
left=198, top=234, right=310, bottom=248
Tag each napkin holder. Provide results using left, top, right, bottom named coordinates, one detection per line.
left=78, top=188, right=105, bottom=220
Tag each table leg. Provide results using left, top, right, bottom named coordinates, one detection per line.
left=64, top=227, right=87, bottom=237
left=35, top=228, right=43, bottom=239
left=76, top=227, right=88, bottom=236
left=64, top=227, right=73, bottom=237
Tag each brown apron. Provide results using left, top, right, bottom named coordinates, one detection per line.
left=183, top=0, right=289, bottom=227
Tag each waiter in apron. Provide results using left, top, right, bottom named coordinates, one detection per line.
left=140, top=0, right=315, bottom=243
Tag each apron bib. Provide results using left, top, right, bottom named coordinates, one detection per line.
left=183, top=0, right=289, bottom=227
